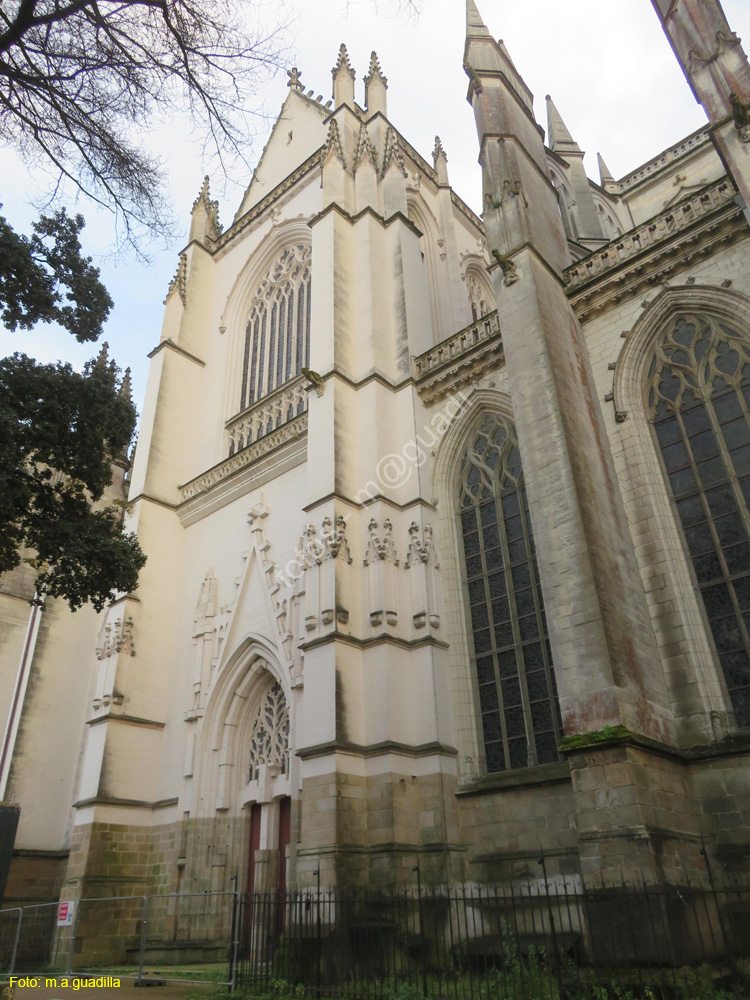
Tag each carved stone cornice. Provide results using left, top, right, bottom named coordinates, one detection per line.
left=178, top=414, right=307, bottom=512
left=412, top=310, right=502, bottom=405
left=565, top=181, right=748, bottom=322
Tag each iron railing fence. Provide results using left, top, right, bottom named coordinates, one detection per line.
left=238, top=877, right=750, bottom=1000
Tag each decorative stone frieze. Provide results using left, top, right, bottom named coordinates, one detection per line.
left=412, top=310, right=502, bottom=405
left=615, top=127, right=711, bottom=193
left=179, top=413, right=307, bottom=502
left=565, top=181, right=746, bottom=321
left=96, top=616, right=135, bottom=660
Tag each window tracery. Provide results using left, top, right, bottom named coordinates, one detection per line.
left=648, top=312, right=750, bottom=726
left=247, top=680, right=290, bottom=781
left=240, top=245, right=311, bottom=412
left=458, top=413, right=561, bottom=772
left=466, top=271, right=492, bottom=322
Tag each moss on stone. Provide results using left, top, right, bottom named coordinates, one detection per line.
left=559, top=725, right=632, bottom=752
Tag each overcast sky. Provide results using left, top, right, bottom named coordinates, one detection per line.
left=2, top=0, right=748, bottom=419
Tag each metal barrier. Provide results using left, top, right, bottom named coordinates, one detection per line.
left=0, top=907, right=22, bottom=975
left=0, top=902, right=61, bottom=974
left=1, top=891, right=239, bottom=989
left=63, top=890, right=240, bottom=989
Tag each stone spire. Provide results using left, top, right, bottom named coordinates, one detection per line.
left=119, top=367, right=133, bottom=404
left=433, top=136, right=449, bottom=186
left=94, top=341, right=109, bottom=369
left=364, top=51, right=388, bottom=118
left=545, top=95, right=580, bottom=154
left=597, top=152, right=618, bottom=194
left=189, top=175, right=221, bottom=243
left=463, top=1, right=534, bottom=116
left=597, top=152, right=615, bottom=185
left=545, top=94, right=605, bottom=243
left=466, top=0, right=490, bottom=37
left=332, top=43, right=356, bottom=109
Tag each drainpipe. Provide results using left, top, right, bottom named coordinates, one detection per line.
left=0, top=588, right=46, bottom=800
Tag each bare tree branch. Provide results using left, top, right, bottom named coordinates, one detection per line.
left=0, top=0, right=290, bottom=252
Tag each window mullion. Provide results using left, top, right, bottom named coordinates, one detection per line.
left=477, top=496, right=510, bottom=771
left=517, top=482, right=559, bottom=761
left=496, top=481, right=522, bottom=771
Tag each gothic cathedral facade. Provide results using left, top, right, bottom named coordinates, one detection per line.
left=3, top=0, right=750, bottom=905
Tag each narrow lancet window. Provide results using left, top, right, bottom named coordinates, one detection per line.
left=458, top=413, right=561, bottom=772
left=240, top=245, right=311, bottom=411
left=649, top=313, right=750, bottom=726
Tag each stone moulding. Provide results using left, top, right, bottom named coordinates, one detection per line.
left=179, top=413, right=308, bottom=503
left=412, top=310, right=502, bottom=404
left=615, top=126, right=711, bottom=194
left=565, top=181, right=747, bottom=321
left=217, top=149, right=324, bottom=251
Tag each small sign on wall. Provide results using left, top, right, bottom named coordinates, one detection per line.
left=56, top=900, right=75, bottom=927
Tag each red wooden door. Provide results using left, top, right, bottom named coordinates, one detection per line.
left=247, top=803, right=262, bottom=898
left=276, top=797, right=291, bottom=934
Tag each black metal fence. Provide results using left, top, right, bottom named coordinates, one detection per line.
left=238, top=877, right=750, bottom=1000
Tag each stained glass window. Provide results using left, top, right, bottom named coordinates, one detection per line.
left=648, top=313, right=750, bottom=726
left=458, top=413, right=562, bottom=772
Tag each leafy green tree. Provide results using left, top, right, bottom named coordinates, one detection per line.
left=0, top=207, right=113, bottom=341
left=1, top=208, right=145, bottom=611
left=0, top=351, right=146, bottom=611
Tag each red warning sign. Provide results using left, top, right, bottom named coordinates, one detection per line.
left=56, top=900, right=75, bottom=926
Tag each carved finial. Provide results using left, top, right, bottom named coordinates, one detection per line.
left=353, top=121, right=378, bottom=170
left=433, top=136, right=449, bottom=185
left=323, top=118, right=346, bottom=168
left=165, top=252, right=187, bottom=305
left=287, top=66, right=302, bottom=90
left=382, top=126, right=407, bottom=177
left=190, top=175, right=222, bottom=240
left=191, top=175, right=210, bottom=212
left=94, top=341, right=109, bottom=368
left=364, top=51, right=387, bottom=88
left=119, top=367, right=132, bottom=403
left=332, top=43, right=355, bottom=81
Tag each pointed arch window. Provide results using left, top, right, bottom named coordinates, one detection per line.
left=240, top=245, right=311, bottom=412
left=466, top=270, right=493, bottom=322
left=648, top=313, right=750, bottom=726
left=458, top=413, right=562, bottom=772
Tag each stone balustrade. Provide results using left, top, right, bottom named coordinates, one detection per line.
left=565, top=181, right=736, bottom=290
left=413, top=310, right=500, bottom=379
left=616, top=127, right=710, bottom=193
left=226, top=374, right=308, bottom=456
